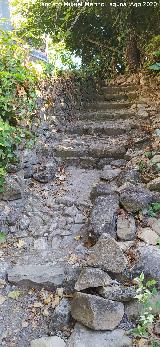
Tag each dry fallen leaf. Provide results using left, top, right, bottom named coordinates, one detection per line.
left=8, top=290, right=21, bottom=300
left=74, top=235, right=81, bottom=241
left=0, top=294, right=7, bottom=305
left=17, top=239, right=25, bottom=248
left=51, top=295, right=60, bottom=309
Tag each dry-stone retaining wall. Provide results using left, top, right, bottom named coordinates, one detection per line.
left=0, top=76, right=160, bottom=347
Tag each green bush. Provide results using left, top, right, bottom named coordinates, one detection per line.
left=0, top=30, right=42, bottom=191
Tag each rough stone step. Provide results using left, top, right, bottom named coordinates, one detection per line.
left=52, top=135, right=128, bottom=160
left=86, top=101, right=132, bottom=111
left=97, top=91, right=137, bottom=102
left=66, top=119, right=137, bottom=136
left=79, top=110, right=136, bottom=121
left=102, top=84, right=136, bottom=93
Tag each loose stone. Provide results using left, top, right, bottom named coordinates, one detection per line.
left=133, top=245, right=160, bottom=285
left=68, top=323, right=132, bottom=347
left=147, top=177, right=160, bottom=192
left=0, top=175, right=22, bottom=201
left=75, top=267, right=112, bottom=291
left=90, top=183, right=118, bottom=201
left=49, top=298, right=71, bottom=332
left=31, top=336, right=66, bottom=347
left=33, top=162, right=57, bottom=183
left=71, top=292, right=124, bottom=330
left=8, top=263, right=65, bottom=288
left=119, top=183, right=155, bottom=212
left=87, top=234, right=127, bottom=273
left=117, top=214, right=136, bottom=240
left=99, top=285, right=137, bottom=302
left=100, top=166, right=121, bottom=181
left=91, top=195, right=119, bottom=238
left=137, top=227, right=159, bottom=245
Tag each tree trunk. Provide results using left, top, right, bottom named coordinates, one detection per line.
left=125, top=11, right=140, bottom=73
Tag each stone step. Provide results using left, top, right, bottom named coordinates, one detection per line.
left=97, top=91, right=137, bottom=102
left=52, top=135, right=128, bottom=160
left=78, top=110, right=135, bottom=121
left=66, top=119, right=137, bottom=136
left=101, top=84, right=136, bottom=93
left=86, top=101, right=132, bottom=111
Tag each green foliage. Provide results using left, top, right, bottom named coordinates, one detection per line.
left=132, top=274, right=160, bottom=345
left=10, top=0, right=160, bottom=77
left=147, top=203, right=160, bottom=217
left=0, top=30, right=39, bottom=124
left=138, top=160, right=147, bottom=173
left=0, top=120, right=22, bottom=191
left=0, top=30, right=42, bottom=191
left=0, top=231, right=6, bottom=244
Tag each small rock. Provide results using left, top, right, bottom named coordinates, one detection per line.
left=118, top=169, right=139, bottom=186
left=149, top=218, right=160, bottom=236
left=49, top=298, right=71, bottom=332
left=90, top=183, right=118, bottom=201
left=147, top=177, right=160, bottom=192
left=137, top=227, right=159, bottom=245
left=117, top=214, right=136, bottom=241
left=100, top=166, right=121, bottom=181
left=111, top=159, right=126, bottom=167
left=133, top=245, right=160, bottom=284
left=8, top=263, right=65, bottom=288
left=33, top=162, right=57, bottom=183
left=154, top=321, right=160, bottom=335
left=91, top=195, right=119, bottom=238
left=99, top=285, right=137, bottom=302
left=118, top=241, right=135, bottom=252
left=151, top=155, right=160, bottom=164
left=71, top=292, right=124, bottom=330
left=19, top=215, right=30, bottom=230
left=34, top=238, right=48, bottom=250
left=119, top=184, right=155, bottom=212
left=31, top=336, right=66, bottom=347
left=87, top=234, right=127, bottom=273
left=68, top=323, right=132, bottom=347
left=75, top=267, right=112, bottom=291
left=0, top=175, right=22, bottom=201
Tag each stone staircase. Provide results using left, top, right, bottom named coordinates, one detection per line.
left=52, top=83, right=147, bottom=168
left=1, top=82, right=160, bottom=347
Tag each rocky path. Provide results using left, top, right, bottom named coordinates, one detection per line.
left=0, top=82, right=160, bottom=346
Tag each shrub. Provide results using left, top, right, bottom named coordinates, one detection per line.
left=0, top=30, right=41, bottom=191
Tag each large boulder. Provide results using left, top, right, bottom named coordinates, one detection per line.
left=132, top=245, right=160, bottom=285
left=0, top=175, right=22, bottom=201
left=119, top=184, right=156, bottom=212
left=75, top=267, right=112, bottom=291
left=8, top=263, right=65, bottom=288
left=87, top=234, right=127, bottom=273
left=90, top=195, right=119, bottom=238
left=71, top=292, right=124, bottom=331
left=31, top=336, right=66, bottom=347
left=68, top=324, right=133, bottom=347
left=117, top=214, right=136, bottom=241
